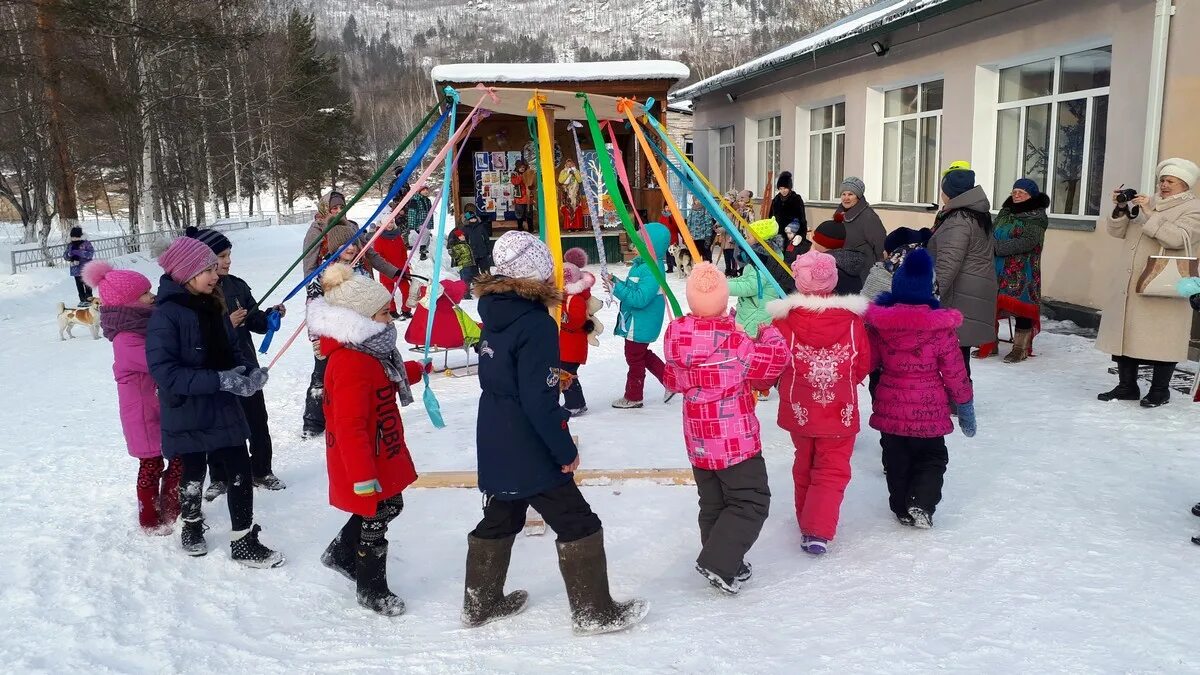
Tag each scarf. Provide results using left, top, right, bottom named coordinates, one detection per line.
left=100, top=304, right=153, bottom=341
left=1153, top=191, right=1196, bottom=212
left=178, top=290, right=236, bottom=370
left=346, top=322, right=414, bottom=407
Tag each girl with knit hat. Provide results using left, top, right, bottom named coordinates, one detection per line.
left=609, top=222, right=673, bottom=409
left=145, top=236, right=282, bottom=568
left=811, top=218, right=867, bottom=295
left=464, top=230, right=647, bottom=636
left=307, top=264, right=426, bottom=616
left=727, top=218, right=797, bottom=339
left=65, top=226, right=95, bottom=305
left=664, top=262, right=788, bottom=594
left=84, top=260, right=182, bottom=535
left=761, top=251, right=871, bottom=555
left=559, top=247, right=600, bottom=415
left=865, top=249, right=976, bottom=529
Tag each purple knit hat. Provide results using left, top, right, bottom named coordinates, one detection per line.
left=158, top=237, right=217, bottom=284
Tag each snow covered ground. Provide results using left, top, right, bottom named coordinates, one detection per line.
left=2, top=220, right=1199, bottom=673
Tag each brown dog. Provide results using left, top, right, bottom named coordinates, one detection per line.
left=58, top=299, right=101, bottom=340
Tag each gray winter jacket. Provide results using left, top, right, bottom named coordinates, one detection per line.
left=837, top=199, right=887, bottom=283
left=302, top=219, right=400, bottom=279
left=927, top=186, right=998, bottom=347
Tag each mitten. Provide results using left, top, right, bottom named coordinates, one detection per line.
left=582, top=319, right=596, bottom=333
left=218, top=366, right=257, bottom=397
left=403, top=359, right=431, bottom=384
left=353, top=479, right=381, bottom=497
left=1176, top=277, right=1200, bottom=299
left=247, top=367, right=270, bottom=391
left=957, top=400, right=977, bottom=438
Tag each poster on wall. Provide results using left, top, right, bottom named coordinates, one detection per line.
left=474, top=152, right=518, bottom=219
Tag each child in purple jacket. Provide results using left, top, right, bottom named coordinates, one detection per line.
left=865, top=249, right=976, bottom=529
left=65, top=226, right=95, bottom=305
left=84, top=260, right=182, bottom=534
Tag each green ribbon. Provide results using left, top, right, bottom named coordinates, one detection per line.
left=526, top=116, right=548, bottom=242
left=576, top=93, right=681, bottom=318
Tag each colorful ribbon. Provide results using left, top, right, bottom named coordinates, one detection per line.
left=529, top=92, right=564, bottom=293
left=567, top=120, right=614, bottom=306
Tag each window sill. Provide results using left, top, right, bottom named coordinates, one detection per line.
left=805, top=201, right=840, bottom=208
left=873, top=202, right=940, bottom=213
left=988, top=210, right=1097, bottom=232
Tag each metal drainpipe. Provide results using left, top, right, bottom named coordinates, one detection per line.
left=1140, top=0, right=1175, bottom=194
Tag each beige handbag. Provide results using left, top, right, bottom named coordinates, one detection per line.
left=1136, top=231, right=1198, bottom=297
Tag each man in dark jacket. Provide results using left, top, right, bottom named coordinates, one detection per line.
left=187, top=227, right=289, bottom=496
left=768, top=171, right=808, bottom=239
left=461, top=230, right=647, bottom=637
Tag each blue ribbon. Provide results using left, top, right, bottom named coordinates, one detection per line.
left=640, top=118, right=784, bottom=298
left=257, top=309, right=282, bottom=355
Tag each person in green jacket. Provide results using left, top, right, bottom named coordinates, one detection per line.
left=728, top=218, right=797, bottom=338
left=608, top=222, right=673, bottom=409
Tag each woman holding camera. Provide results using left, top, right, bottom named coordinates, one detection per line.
left=1096, top=158, right=1200, bottom=407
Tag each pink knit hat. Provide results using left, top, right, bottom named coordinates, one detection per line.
left=157, top=237, right=217, bottom=285
left=81, top=260, right=151, bottom=307
left=792, top=250, right=838, bottom=295
left=685, top=262, right=729, bottom=318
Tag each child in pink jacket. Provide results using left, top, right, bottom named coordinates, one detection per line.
left=865, top=249, right=975, bottom=529
left=664, top=262, right=788, bottom=594
left=762, top=251, right=870, bottom=555
left=84, top=261, right=182, bottom=534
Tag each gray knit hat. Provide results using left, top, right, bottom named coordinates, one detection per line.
left=490, top=230, right=553, bottom=282
left=839, top=176, right=866, bottom=199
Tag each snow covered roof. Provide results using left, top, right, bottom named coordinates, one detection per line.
left=431, top=61, right=690, bottom=85
left=673, top=0, right=955, bottom=100
left=667, top=99, right=694, bottom=115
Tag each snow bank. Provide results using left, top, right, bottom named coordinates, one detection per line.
left=432, top=60, right=691, bottom=85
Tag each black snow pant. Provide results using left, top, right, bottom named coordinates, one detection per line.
left=210, top=390, right=272, bottom=481
left=182, top=446, right=253, bottom=531
left=303, top=342, right=327, bottom=434
left=960, top=346, right=972, bottom=379
left=880, top=434, right=949, bottom=516
left=723, top=249, right=738, bottom=276
left=693, top=453, right=770, bottom=582
left=560, top=361, right=586, bottom=410
left=74, top=276, right=92, bottom=304
left=471, top=481, right=601, bottom=544
left=695, top=240, right=712, bottom=263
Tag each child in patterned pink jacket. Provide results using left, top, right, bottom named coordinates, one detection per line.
left=762, top=251, right=870, bottom=556
left=865, top=248, right=975, bottom=529
left=664, top=262, right=788, bottom=594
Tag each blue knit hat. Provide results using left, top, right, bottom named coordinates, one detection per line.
left=941, top=169, right=976, bottom=200
left=876, top=248, right=938, bottom=308
left=1012, top=178, right=1040, bottom=196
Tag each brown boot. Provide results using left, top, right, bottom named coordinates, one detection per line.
left=461, top=534, right=529, bottom=628
left=555, top=529, right=649, bottom=636
left=1003, top=329, right=1032, bottom=363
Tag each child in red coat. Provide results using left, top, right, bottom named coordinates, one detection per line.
left=308, top=263, right=425, bottom=617
left=559, top=247, right=599, bottom=415
left=374, top=203, right=411, bottom=318
left=761, top=251, right=870, bottom=555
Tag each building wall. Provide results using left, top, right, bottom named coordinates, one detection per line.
left=692, top=0, right=1198, bottom=313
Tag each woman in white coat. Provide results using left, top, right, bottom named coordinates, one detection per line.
left=1096, top=158, right=1200, bottom=407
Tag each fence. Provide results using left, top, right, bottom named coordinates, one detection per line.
left=9, top=217, right=273, bottom=274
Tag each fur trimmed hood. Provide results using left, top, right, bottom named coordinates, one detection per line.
left=306, top=297, right=388, bottom=344
left=473, top=273, right=561, bottom=309
left=767, top=292, right=869, bottom=319
left=865, top=302, right=963, bottom=331
left=564, top=270, right=596, bottom=296
left=1000, top=192, right=1050, bottom=214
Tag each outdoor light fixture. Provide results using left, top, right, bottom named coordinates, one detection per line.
left=871, top=41, right=889, bottom=57
left=725, top=92, right=737, bottom=103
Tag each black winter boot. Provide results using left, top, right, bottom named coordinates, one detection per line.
left=179, top=479, right=207, bottom=556
left=321, top=515, right=362, bottom=582
left=356, top=542, right=405, bottom=617
left=1098, top=359, right=1141, bottom=401
left=555, top=529, right=649, bottom=636
left=230, top=524, right=285, bottom=569
left=462, top=534, right=529, bottom=628
left=1140, top=363, right=1173, bottom=408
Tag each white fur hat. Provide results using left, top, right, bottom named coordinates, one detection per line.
left=320, top=263, right=392, bottom=318
left=1157, top=158, right=1200, bottom=190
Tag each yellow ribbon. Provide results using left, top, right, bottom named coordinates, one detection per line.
left=528, top=91, right=564, bottom=304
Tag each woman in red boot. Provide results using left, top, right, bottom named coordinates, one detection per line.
left=309, top=263, right=426, bottom=617
left=375, top=201, right=411, bottom=318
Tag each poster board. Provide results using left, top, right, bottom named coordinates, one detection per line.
left=473, top=151, right=524, bottom=218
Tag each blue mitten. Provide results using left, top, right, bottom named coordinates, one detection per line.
left=957, top=400, right=977, bottom=438
left=1177, top=277, right=1200, bottom=299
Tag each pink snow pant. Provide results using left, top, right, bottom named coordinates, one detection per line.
left=789, top=433, right=856, bottom=540
left=623, top=339, right=665, bottom=402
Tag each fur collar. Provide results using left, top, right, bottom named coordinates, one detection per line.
left=1154, top=190, right=1197, bottom=212
left=767, top=292, right=869, bottom=318
left=306, top=298, right=388, bottom=344
left=473, top=273, right=561, bottom=308
left=564, top=271, right=596, bottom=296
left=1001, top=192, right=1050, bottom=214
left=865, top=302, right=962, bottom=330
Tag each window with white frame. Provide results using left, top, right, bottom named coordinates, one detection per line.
left=756, top=116, right=782, bottom=193
left=717, top=126, right=736, bottom=194
left=808, top=103, right=845, bottom=201
left=993, top=46, right=1110, bottom=216
left=882, top=80, right=943, bottom=204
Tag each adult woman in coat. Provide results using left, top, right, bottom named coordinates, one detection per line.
left=990, top=178, right=1049, bottom=363
left=926, top=169, right=997, bottom=373
left=1096, top=158, right=1200, bottom=407
left=835, top=177, right=887, bottom=291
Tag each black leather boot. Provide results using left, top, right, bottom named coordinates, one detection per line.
left=1098, top=359, right=1141, bottom=401
left=1140, top=363, right=1174, bottom=408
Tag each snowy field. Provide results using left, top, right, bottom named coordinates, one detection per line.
left=2, top=221, right=1199, bottom=673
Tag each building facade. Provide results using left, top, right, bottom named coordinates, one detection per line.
left=676, top=0, right=1199, bottom=330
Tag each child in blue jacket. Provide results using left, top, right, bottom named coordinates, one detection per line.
left=608, top=222, right=673, bottom=409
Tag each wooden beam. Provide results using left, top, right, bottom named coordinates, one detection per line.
left=412, top=468, right=695, bottom=489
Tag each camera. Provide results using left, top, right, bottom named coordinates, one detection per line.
left=1115, top=188, right=1138, bottom=204
left=1113, top=187, right=1141, bottom=218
